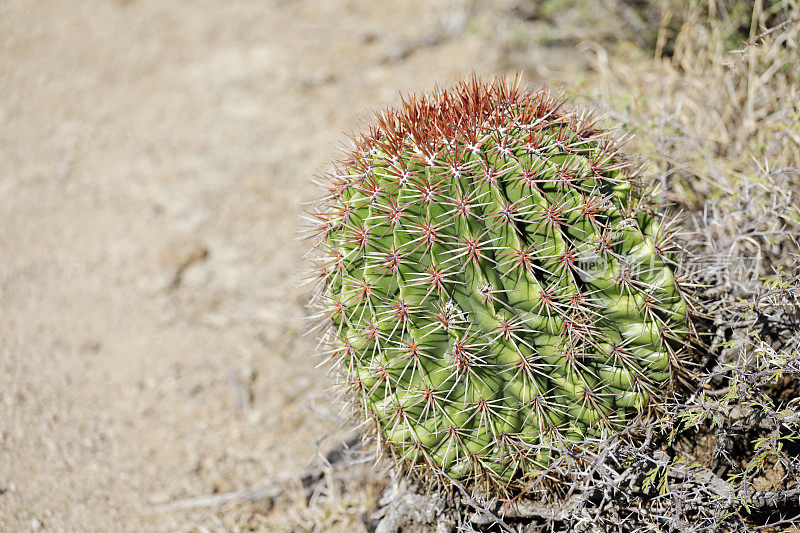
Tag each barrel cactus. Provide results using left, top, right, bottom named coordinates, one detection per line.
left=307, top=77, right=691, bottom=493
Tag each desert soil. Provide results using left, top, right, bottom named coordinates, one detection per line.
left=0, top=1, right=589, bottom=530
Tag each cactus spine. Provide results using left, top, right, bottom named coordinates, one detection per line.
left=307, top=77, right=690, bottom=492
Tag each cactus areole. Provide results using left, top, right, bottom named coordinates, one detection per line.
left=307, top=78, right=689, bottom=492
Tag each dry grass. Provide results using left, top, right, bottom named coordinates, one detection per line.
left=585, top=0, right=800, bottom=207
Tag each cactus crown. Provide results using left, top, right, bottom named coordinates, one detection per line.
left=307, top=77, right=690, bottom=494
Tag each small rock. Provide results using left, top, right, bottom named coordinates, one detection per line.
left=162, top=240, right=209, bottom=289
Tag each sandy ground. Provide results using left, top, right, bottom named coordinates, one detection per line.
left=0, top=1, right=591, bottom=530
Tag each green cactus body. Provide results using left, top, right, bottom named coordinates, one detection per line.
left=309, top=78, right=689, bottom=489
